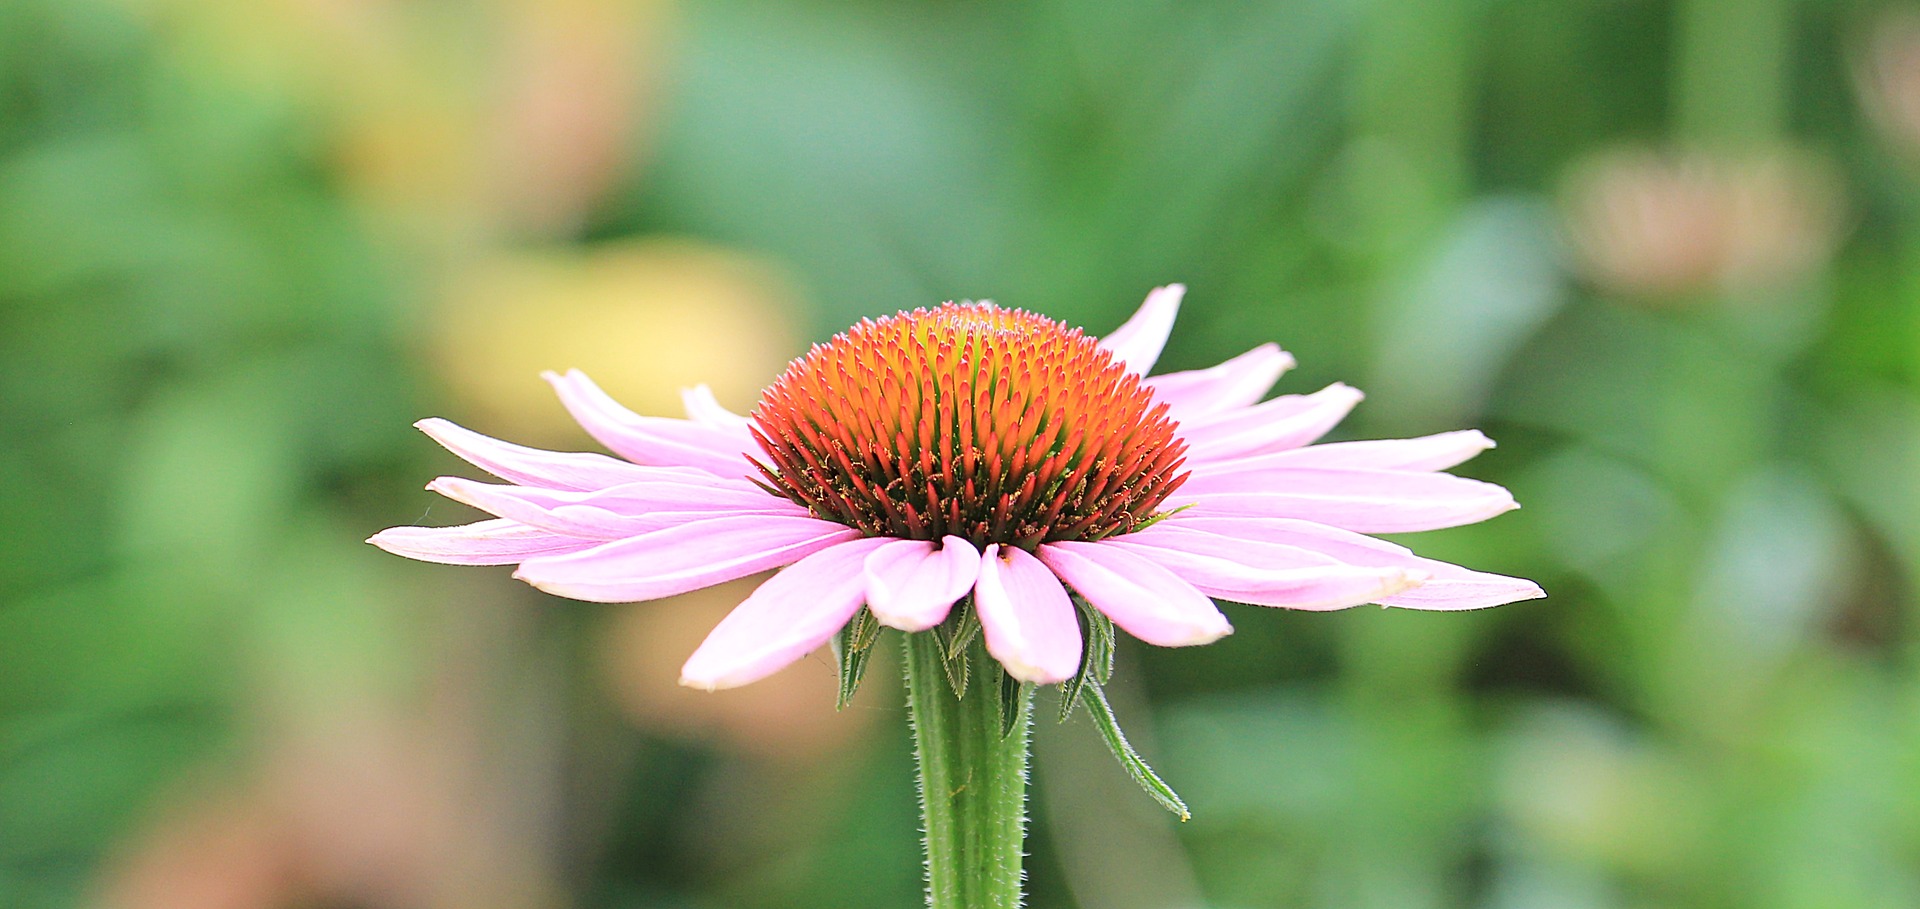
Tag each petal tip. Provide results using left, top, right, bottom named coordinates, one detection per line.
left=1176, top=620, right=1233, bottom=647
left=677, top=673, right=722, bottom=692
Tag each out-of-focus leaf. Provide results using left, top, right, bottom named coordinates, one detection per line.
left=1689, top=466, right=1854, bottom=666
left=1369, top=197, right=1568, bottom=430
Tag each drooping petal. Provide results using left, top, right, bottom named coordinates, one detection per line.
left=1142, top=343, right=1295, bottom=418
left=425, top=475, right=804, bottom=540
left=1096, top=284, right=1184, bottom=375
left=416, top=418, right=658, bottom=491
left=1233, top=430, right=1495, bottom=472
left=1179, top=383, right=1364, bottom=463
left=1170, top=466, right=1519, bottom=533
left=545, top=369, right=758, bottom=477
left=1113, top=536, right=1426, bottom=611
left=864, top=536, right=981, bottom=631
left=680, top=384, right=754, bottom=431
left=1157, top=514, right=1544, bottom=610
left=1149, top=514, right=1419, bottom=564
left=367, top=519, right=598, bottom=565
left=512, top=514, right=861, bottom=603
left=1122, top=522, right=1358, bottom=571
left=1038, top=541, right=1231, bottom=646
left=973, top=544, right=1082, bottom=684
left=679, top=537, right=893, bottom=690
left=1379, top=571, right=1545, bottom=611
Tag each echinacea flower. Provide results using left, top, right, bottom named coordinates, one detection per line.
left=371, top=286, right=1542, bottom=690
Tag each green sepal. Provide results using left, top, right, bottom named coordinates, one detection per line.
left=935, top=601, right=981, bottom=700
left=997, top=665, right=1031, bottom=739
left=1081, top=683, right=1190, bottom=821
left=1057, top=595, right=1115, bottom=721
left=831, top=607, right=883, bottom=710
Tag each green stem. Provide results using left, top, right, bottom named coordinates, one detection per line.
left=905, top=630, right=1032, bottom=909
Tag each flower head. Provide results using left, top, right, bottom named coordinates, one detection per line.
left=371, top=285, right=1543, bottom=690
left=752, top=301, right=1185, bottom=548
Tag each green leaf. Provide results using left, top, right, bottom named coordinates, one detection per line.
left=1082, top=684, right=1190, bottom=821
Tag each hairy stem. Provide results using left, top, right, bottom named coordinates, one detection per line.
left=905, top=631, right=1032, bottom=908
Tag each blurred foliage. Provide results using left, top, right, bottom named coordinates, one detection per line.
left=3, top=0, right=1920, bottom=907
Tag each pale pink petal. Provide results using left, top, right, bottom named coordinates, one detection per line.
left=1169, top=467, right=1519, bottom=533
left=1142, top=343, right=1295, bottom=418
left=974, top=544, right=1082, bottom=684
left=1038, top=541, right=1231, bottom=646
left=1216, top=430, right=1496, bottom=472
left=367, top=519, right=597, bottom=565
left=1180, top=383, right=1364, bottom=463
left=1378, top=572, right=1545, bottom=610
left=416, top=418, right=656, bottom=491
left=1112, top=537, right=1425, bottom=611
left=426, top=475, right=803, bottom=540
left=679, top=537, right=893, bottom=690
left=1122, top=522, right=1352, bottom=571
left=1158, top=514, right=1543, bottom=610
left=864, top=535, right=981, bottom=631
left=1096, top=284, right=1184, bottom=375
left=1151, top=515, right=1419, bottom=564
left=1114, top=522, right=1427, bottom=609
left=512, top=514, right=861, bottom=603
left=680, top=384, right=755, bottom=432
left=545, top=369, right=757, bottom=477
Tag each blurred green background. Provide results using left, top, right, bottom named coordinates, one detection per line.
left=5, top=0, right=1919, bottom=906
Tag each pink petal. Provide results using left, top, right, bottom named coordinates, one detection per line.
left=864, top=536, right=981, bottom=631
left=426, top=475, right=802, bottom=540
left=512, top=514, right=862, bottom=603
left=1121, top=522, right=1351, bottom=570
left=415, top=418, right=656, bottom=491
left=1170, top=467, right=1519, bottom=533
left=1038, top=542, right=1231, bottom=646
left=1180, top=383, right=1364, bottom=463
left=1142, top=343, right=1295, bottom=418
left=1153, top=514, right=1420, bottom=564
left=1379, top=572, right=1545, bottom=611
left=545, top=369, right=758, bottom=477
left=1160, top=515, right=1544, bottom=610
left=973, top=544, right=1082, bottom=684
left=680, top=384, right=754, bottom=431
left=1096, top=284, right=1185, bottom=375
left=1215, top=430, right=1495, bottom=472
left=367, top=519, right=597, bottom=565
left=679, top=538, right=893, bottom=690
left=1111, top=525, right=1425, bottom=610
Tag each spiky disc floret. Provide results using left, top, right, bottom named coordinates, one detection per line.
left=750, top=302, right=1189, bottom=550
